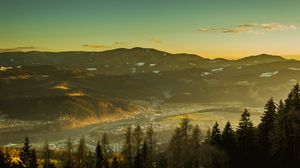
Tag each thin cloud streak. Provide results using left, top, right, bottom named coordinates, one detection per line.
left=82, top=44, right=110, bottom=49
left=197, top=22, right=297, bottom=34
left=149, top=38, right=162, bottom=44
left=0, top=46, right=43, bottom=52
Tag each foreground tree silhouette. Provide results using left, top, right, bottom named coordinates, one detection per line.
left=236, top=109, right=256, bottom=168
left=258, top=98, right=277, bottom=166
left=145, top=125, right=156, bottom=167
left=210, top=122, right=221, bottom=148
left=95, top=141, right=103, bottom=168
left=0, top=147, right=10, bottom=168
left=20, top=137, right=32, bottom=168
left=271, top=84, right=300, bottom=167
left=29, top=149, right=38, bottom=168
left=77, top=137, right=87, bottom=168
left=122, top=126, right=133, bottom=168
left=191, top=125, right=201, bottom=168
left=101, top=133, right=110, bottom=160
left=133, top=125, right=143, bottom=154
left=63, top=138, right=73, bottom=168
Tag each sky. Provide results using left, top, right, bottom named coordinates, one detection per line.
left=0, top=0, right=300, bottom=59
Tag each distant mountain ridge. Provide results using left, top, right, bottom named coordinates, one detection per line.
left=0, top=48, right=299, bottom=120
left=0, top=47, right=287, bottom=74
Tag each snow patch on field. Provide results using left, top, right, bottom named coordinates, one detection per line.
left=0, top=66, right=13, bottom=71
left=236, top=81, right=254, bottom=86
left=211, top=68, right=224, bottom=72
left=153, top=70, right=160, bottom=74
left=288, top=68, right=300, bottom=71
left=149, top=64, right=156, bottom=67
left=86, top=68, right=97, bottom=71
left=260, top=71, right=279, bottom=77
left=201, top=72, right=212, bottom=76
left=135, top=62, right=145, bottom=66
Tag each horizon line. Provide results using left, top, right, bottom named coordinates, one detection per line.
left=0, top=47, right=299, bottom=61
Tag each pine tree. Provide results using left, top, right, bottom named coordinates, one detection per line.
left=258, top=98, right=277, bottom=166
left=63, top=138, right=73, bottom=168
left=0, top=147, right=10, bottom=168
left=236, top=109, right=255, bottom=168
left=77, top=137, right=87, bottom=168
left=221, top=121, right=235, bottom=167
left=221, top=121, right=235, bottom=152
left=180, top=118, right=192, bottom=145
left=29, top=149, right=38, bottom=168
left=191, top=125, right=201, bottom=168
left=111, top=156, right=120, bottom=168
left=140, top=142, right=149, bottom=168
left=95, top=141, right=103, bottom=168
left=43, top=140, right=51, bottom=168
left=101, top=133, right=110, bottom=159
left=168, top=127, right=183, bottom=168
left=145, top=125, right=156, bottom=167
left=210, top=122, right=221, bottom=147
left=271, top=84, right=300, bottom=166
left=133, top=125, right=143, bottom=154
left=86, top=150, right=95, bottom=168
left=20, top=137, right=32, bottom=168
left=122, top=126, right=133, bottom=168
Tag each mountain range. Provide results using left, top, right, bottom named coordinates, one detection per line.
left=1, top=47, right=300, bottom=120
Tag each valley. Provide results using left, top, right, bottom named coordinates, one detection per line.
left=0, top=102, right=263, bottom=150
left=0, top=47, right=299, bottom=148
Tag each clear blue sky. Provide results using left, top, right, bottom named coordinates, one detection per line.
left=1, top=0, right=300, bottom=58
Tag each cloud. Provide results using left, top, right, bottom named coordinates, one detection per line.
left=82, top=42, right=128, bottom=49
left=82, top=44, right=110, bottom=49
left=260, top=23, right=297, bottom=31
left=114, top=42, right=128, bottom=46
left=197, top=22, right=297, bottom=34
left=0, top=46, right=42, bottom=52
left=149, top=38, right=162, bottom=44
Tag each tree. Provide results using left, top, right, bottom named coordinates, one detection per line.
left=111, top=156, right=120, bottom=168
left=0, top=147, right=10, bottom=168
left=145, top=125, right=156, bottom=167
left=77, top=137, right=87, bottom=168
left=257, top=98, right=277, bottom=166
left=180, top=118, right=192, bottom=145
left=236, top=109, right=256, bottom=168
left=95, top=141, right=103, bottom=168
left=271, top=84, right=300, bottom=166
left=43, top=140, right=51, bottom=168
left=191, top=125, right=202, bottom=168
left=63, top=138, right=73, bottom=168
left=29, top=149, right=38, bottom=168
left=221, top=121, right=235, bottom=151
left=210, top=122, right=221, bottom=147
left=168, top=127, right=183, bottom=168
left=122, top=126, right=133, bottom=168
left=133, top=125, right=143, bottom=153
left=20, top=137, right=32, bottom=168
left=101, top=133, right=110, bottom=159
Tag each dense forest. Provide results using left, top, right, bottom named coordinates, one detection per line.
left=1, top=84, right=300, bottom=168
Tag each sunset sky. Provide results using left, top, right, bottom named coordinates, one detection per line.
left=1, top=0, right=300, bottom=59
